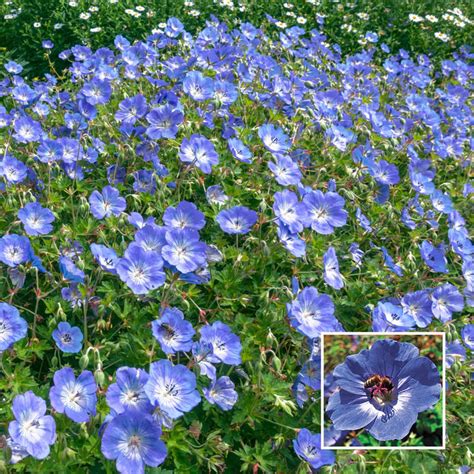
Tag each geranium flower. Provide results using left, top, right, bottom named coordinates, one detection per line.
left=258, top=124, right=291, bottom=154
left=146, top=104, right=183, bottom=139
left=203, top=376, right=238, bottom=410
left=90, top=243, right=119, bottom=274
left=420, top=240, right=448, bottom=273
left=116, top=244, right=166, bottom=295
left=0, top=234, right=32, bottom=267
left=461, top=324, right=474, bottom=350
left=89, top=186, right=126, bottom=219
left=18, top=202, right=55, bottom=236
left=8, top=391, right=56, bottom=460
left=228, top=138, right=253, bottom=163
left=199, top=321, right=242, bottom=365
left=81, top=78, right=112, bottom=105
left=115, top=94, right=148, bottom=124
left=106, top=367, right=152, bottom=414
left=161, top=228, right=207, bottom=273
left=0, top=154, right=29, bottom=184
left=303, top=190, right=347, bottom=235
left=326, top=339, right=441, bottom=441
left=151, top=307, right=195, bottom=354
left=49, top=367, right=97, bottom=422
left=52, top=322, right=83, bottom=353
left=216, top=206, right=258, bottom=235
left=431, top=283, right=464, bottom=322
left=287, top=286, right=340, bottom=338
left=13, top=116, right=43, bottom=143
left=277, top=222, right=306, bottom=258
left=400, top=290, right=433, bottom=328
left=179, top=134, right=219, bottom=174
left=268, top=155, right=302, bottom=186
left=101, top=412, right=167, bottom=473
left=163, top=201, right=205, bottom=230
left=273, top=190, right=308, bottom=234
left=183, top=71, right=214, bottom=101
left=0, top=302, right=28, bottom=351
left=293, top=429, right=335, bottom=470
left=59, top=256, right=85, bottom=283
left=323, top=246, right=344, bottom=290
left=144, top=359, right=201, bottom=419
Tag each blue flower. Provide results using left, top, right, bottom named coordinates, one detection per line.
left=52, top=322, right=83, bottom=353
left=183, top=71, right=214, bottom=101
left=372, top=301, right=415, bottom=332
left=8, top=391, right=56, bottom=460
left=277, top=222, right=306, bottom=258
left=116, top=244, right=166, bottom=295
left=81, top=78, right=112, bottom=105
left=18, top=202, right=55, bottom=236
left=203, top=376, right=238, bottom=410
left=303, top=190, right=347, bottom=235
left=273, top=190, right=308, bottom=234
left=144, top=359, right=201, bottom=419
left=106, top=367, right=152, bottom=414
left=258, top=124, right=291, bottom=154
left=445, top=341, right=466, bottom=368
left=179, top=134, right=219, bottom=174
left=327, top=339, right=441, bottom=441
left=163, top=201, right=205, bottom=230
left=381, top=246, right=404, bottom=277
left=216, top=206, right=258, bottom=235
left=115, top=94, right=147, bottom=124
left=323, top=246, right=344, bottom=290
left=146, top=104, right=183, bottom=139
left=0, top=154, right=29, bottom=184
left=134, top=225, right=167, bottom=253
left=13, top=116, right=43, bottom=143
left=293, top=429, right=335, bottom=470
left=228, top=138, right=253, bottom=163
left=0, top=234, right=32, bottom=267
left=200, top=321, right=242, bottom=365
left=287, top=287, right=339, bottom=338
left=91, top=243, right=119, bottom=274
left=89, top=186, right=126, bottom=219
left=420, top=241, right=448, bottom=273
left=214, top=80, right=238, bottom=105
left=431, top=283, right=464, bottom=322
left=461, top=324, right=474, bottom=350
left=368, top=160, right=400, bottom=185
left=101, top=411, right=167, bottom=474
left=162, top=228, right=207, bottom=274
left=206, top=185, right=229, bottom=205
left=268, top=155, right=302, bottom=186
left=49, top=367, right=97, bottom=422
left=151, top=307, right=195, bottom=354
left=400, top=290, right=433, bottom=328
left=0, top=302, right=28, bottom=351
left=59, top=256, right=85, bottom=283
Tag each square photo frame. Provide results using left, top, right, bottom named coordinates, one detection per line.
left=320, top=332, right=446, bottom=450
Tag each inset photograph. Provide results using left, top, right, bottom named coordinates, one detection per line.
left=321, top=333, right=445, bottom=449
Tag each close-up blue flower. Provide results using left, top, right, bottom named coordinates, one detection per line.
left=116, top=244, right=166, bottom=294
left=0, top=302, right=28, bottom=350
left=293, top=429, right=335, bottom=470
left=144, top=359, right=201, bottom=419
left=203, top=376, right=238, bottom=411
left=106, top=367, right=152, bottom=414
left=216, top=206, right=258, bottom=235
left=89, top=186, right=127, bottom=219
left=151, top=307, right=195, bottom=354
left=49, top=368, right=98, bottom=423
left=52, top=322, right=83, bottom=353
left=302, top=190, right=348, bottom=235
left=0, top=234, right=32, bottom=267
left=18, top=202, right=55, bottom=236
left=8, top=391, right=56, bottom=460
left=327, top=339, right=441, bottom=441
left=101, top=411, right=167, bottom=474
left=199, top=321, right=242, bottom=365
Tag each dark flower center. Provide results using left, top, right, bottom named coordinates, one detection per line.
left=364, top=374, right=394, bottom=404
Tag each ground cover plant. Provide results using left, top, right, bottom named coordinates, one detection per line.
left=0, top=15, right=473, bottom=474
left=1, top=0, right=473, bottom=77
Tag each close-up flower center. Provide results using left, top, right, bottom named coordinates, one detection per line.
left=364, top=374, right=395, bottom=405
